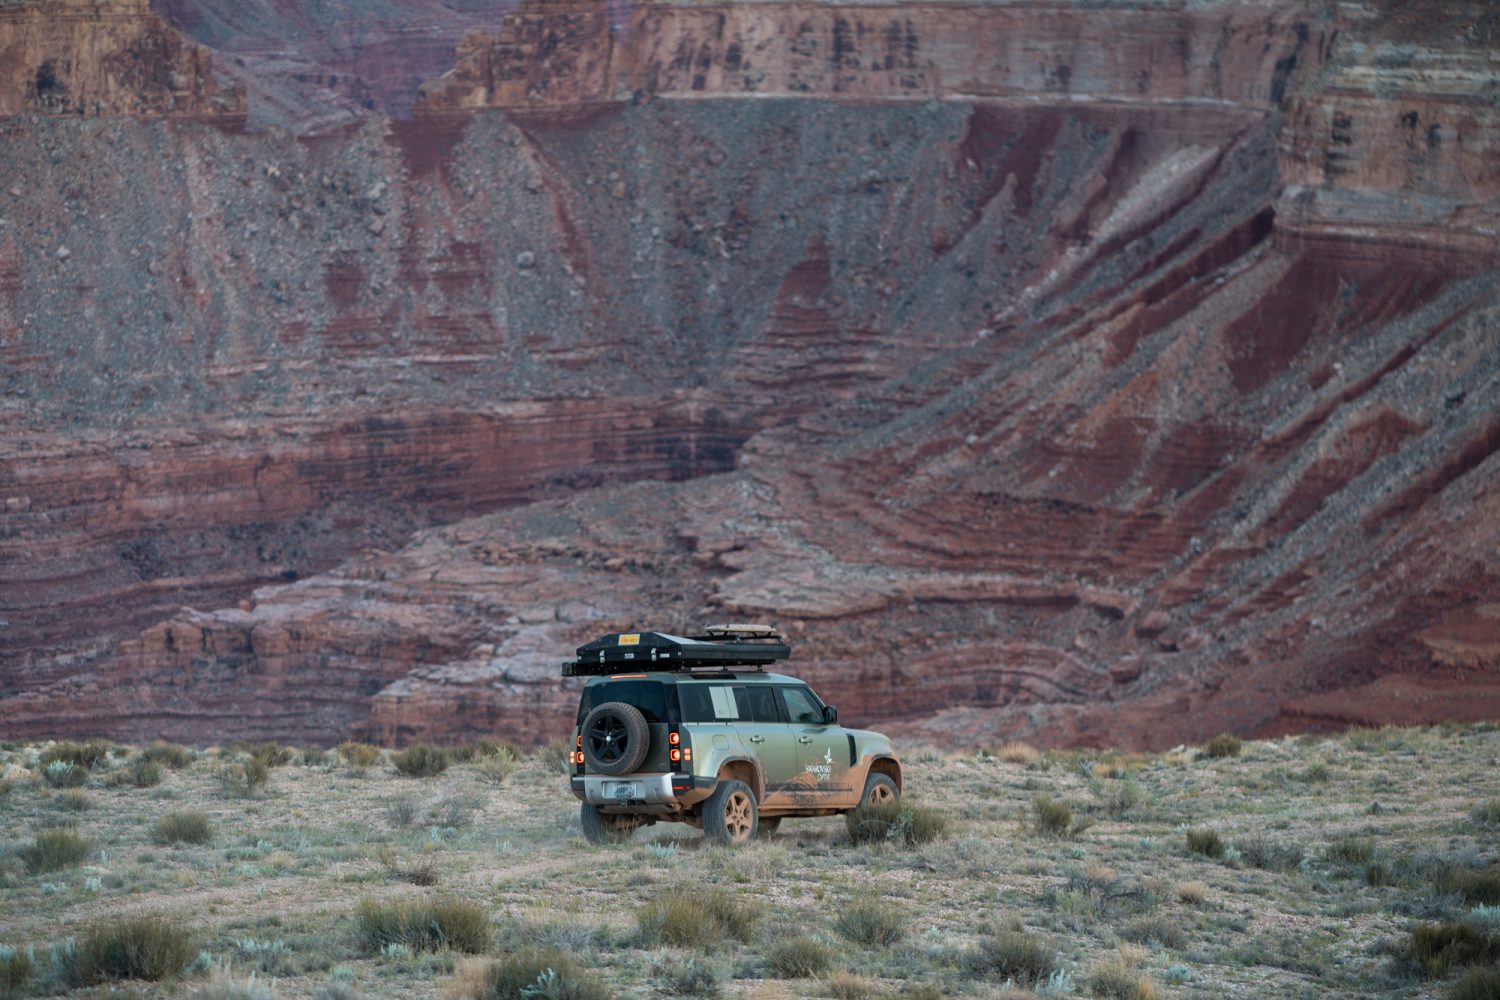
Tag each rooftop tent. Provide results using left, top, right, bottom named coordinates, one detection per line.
left=562, top=626, right=791, bottom=677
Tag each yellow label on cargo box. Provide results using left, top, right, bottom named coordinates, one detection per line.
left=618, top=633, right=640, bottom=646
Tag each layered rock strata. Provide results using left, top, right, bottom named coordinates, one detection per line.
left=1, top=0, right=1497, bottom=748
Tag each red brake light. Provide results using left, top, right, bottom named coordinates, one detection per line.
left=669, top=732, right=681, bottom=746
left=669, top=748, right=682, bottom=762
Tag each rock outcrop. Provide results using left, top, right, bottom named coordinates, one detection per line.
left=0, top=0, right=242, bottom=118
left=0, top=0, right=1496, bottom=748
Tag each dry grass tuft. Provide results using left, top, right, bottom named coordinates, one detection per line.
left=1030, top=794, right=1088, bottom=839
left=964, top=928, right=1058, bottom=985
left=997, top=742, right=1041, bottom=766
left=1185, top=829, right=1225, bottom=859
left=441, top=949, right=611, bottom=999
left=141, top=741, right=195, bottom=769
left=338, top=742, right=382, bottom=768
left=834, top=897, right=905, bottom=947
left=636, top=889, right=760, bottom=949
left=151, top=810, right=214, bottom=846
left=845, top=800, right=947, bottom=846
left=392, top=744, right=450, bottom=778
left=1086, top=944, right=1159, bottom=999
left=60, top=914, right=197, bottom=984
left=766, top=936, right=833, bottom=978
left=1203, top=733, right=1242, bottom=759
left=1403, top=921, right=1500, bottom=978
left=20, top=826, right=92, bottom=872
left=1176, top=881, right=1208, bottom=905
left=355, top=896, right=489, bottom=954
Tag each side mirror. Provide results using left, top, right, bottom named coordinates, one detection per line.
left=822, top=705, right=838, bottom=725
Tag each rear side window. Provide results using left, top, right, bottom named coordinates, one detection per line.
left=743, top=686, right=781, bottom=723
left=679, top=683, right=748, bottom=722
left=578, top=681, right=676, bottom=725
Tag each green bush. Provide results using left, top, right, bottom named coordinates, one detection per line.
left=1204, top=733, right=1242, bottom=759
left=766, top=937, right=833, bottom=978
left=834, top=897, right=905, bottom=947
left=60, top=914, right=197, bottom=984
left=40, top=740, right=110, bottom=771
left=218, top=757, right=270, bottom=797
left=1450, top=966, right=1500, bottom=1000
left=391, top=745, right=449, bottom=778
left=964, top=929, right=1058, bottom=985
left=301, top=748, right=331, bottom=767
left=1404, top=922, right=1500, bottom=978
left=355, top=897, right=489, bottom=954
left=635, top=889, right=760, bottom=949
left=652, top=954, right=723, bottom=997
left=151, top=810, right=214, bottom=846
left=1120, top=914, right=1187, bottom=950
left=1439, top=865, right=1500, bottom=906
left=1236, top=835, right=1304, bottom=872
left=1472, top=801, right=1500, bottom=831
left=1325, top=835, right=1376, bottom=866
left=245, top=742, right=293, bottom=767
left=338, top=742, right=382, bottom=768
left=0, top=944, right=33, bottom=995
left=1185, top=829, right=1225, bottom=859
left=20, top=827, right=92, bottom=873
left=535, top=739, right=573, bottom=775
left=141, top=742, right=195, bottom=769
left=42, top=760, right=87, bottom=788
left=120, top=759, right=164, bottom=788
left=845, top=800, right=947, bottom=846
left=1030, top=794, right=1088, bottom=839
left=448, top=949, right=611, bottom=1000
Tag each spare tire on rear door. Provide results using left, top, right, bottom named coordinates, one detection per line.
left=581, top=701, right=651, bottom=775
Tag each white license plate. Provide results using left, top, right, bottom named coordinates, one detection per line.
left=609, top=782, right=641, bottom=799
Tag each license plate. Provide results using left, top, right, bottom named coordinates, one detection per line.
left=609, top=782, right=640, bottom=800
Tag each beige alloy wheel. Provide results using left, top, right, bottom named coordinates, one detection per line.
left=723, top=789, right=754, bottom=842
left=703, top=778, right=759, bottom=846
left=866, top=779, right=897, bottom=806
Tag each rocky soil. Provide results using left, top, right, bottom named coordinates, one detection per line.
left=0, top=0, right=1495, bottom=748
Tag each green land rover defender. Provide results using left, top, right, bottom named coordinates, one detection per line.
left=563, top=624, right=902, bottom=846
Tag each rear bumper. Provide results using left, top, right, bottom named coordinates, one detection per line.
left=571, top=773, right=716, bottom=809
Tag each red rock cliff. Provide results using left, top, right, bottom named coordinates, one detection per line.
left=0, top=0, right=242, bottom=117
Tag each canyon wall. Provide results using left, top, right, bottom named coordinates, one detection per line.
left=0, top=0, right=241, bottom=117
left=0, top=0, right=1496, bottom=748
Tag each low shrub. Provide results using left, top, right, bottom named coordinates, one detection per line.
left=57, top=788, right=91, bottom=812
left=475, top=754, right=516, bottom=785
left=355, top=897, right=489, bottom=954
left=1176, top=881, right=1208, bottom=905
left=765, top=937, right=833, bottom=978
left=1439, top=865, right=1500, bottom=906
left=385, top=795, right=420, bottom=830
left=535, top=739, right=573, bottom=775
left=61, top=914, right=197, bottom=984
left=20, top=827, right=92, bottom=873
left=1449, top=966, right=1500, bottom=1000
left=184, top=965, right=278, bottom=1000
left=392, top=745, right=449, bottom=778
left=964, top=928, right=1058, bottom=985
left=845, top=800, right=947, bottom=846
left=1028, top=794, right=1090, bottom=839
left=141, top=741, right=195, bottom=769
left=1472, top=801, right=1500, bottom=831
left=151, top=810, right=214, bottom=846
left=1203, top=733, right=1241, bottom=759
left=0, top=944, right=33, bottom=995
left=1185, top=829, right=1224, bottom=859
left=302, top=748, right=331, bottom=767
left=827, top=971, right=875, bottom=1000
left=233, top=742, right=292, bottom=768
left=443, top=949, right=611, bottom=1000
left=40, top=740, right=110, bottom=771
left=114, top=759, right=164, bottom=788
left=338, top=742, right=382, bottom=768
left=0, top=779, right=11, bottom=800
left=1403, top=922, right=1500, bottom=978
left=1325, top=835, right=1376, bottom=866
left=42, top=760, right=87, bottom=788
left=635, top=889, right=760, bottom=949
left=651, top=954, right=724, bottom=997
left=218, top=758, right=269, bottom=797
left=1236, top=835, right=1304, bottom=872
left=1120, top=914, right=1186, bottom=950
left=997, top=742, right=1041, bottom=766
left=1086, top=945, right=1159, bottom=1000
left=834, top=897, right=905, bottom=947
left=376, top=846, right=438, bottom=887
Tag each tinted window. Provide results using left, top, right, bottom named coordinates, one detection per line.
left=779, top=685, right=825, bottom=724
left=678, top=683, right=749, bottom=722
left=744, top=686, right=781, bottom=723
left=578, top=680, right=675, bottom=724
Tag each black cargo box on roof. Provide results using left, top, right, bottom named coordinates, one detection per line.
left=562, top=627, right=790, bottom=677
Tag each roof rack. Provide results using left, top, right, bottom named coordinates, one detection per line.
left=561, top=625, right=790, bottom=677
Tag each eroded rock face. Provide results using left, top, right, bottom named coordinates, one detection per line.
left=0, top=0, right=1496, bottom=748
left=0, top=0, right=242, bottom=118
